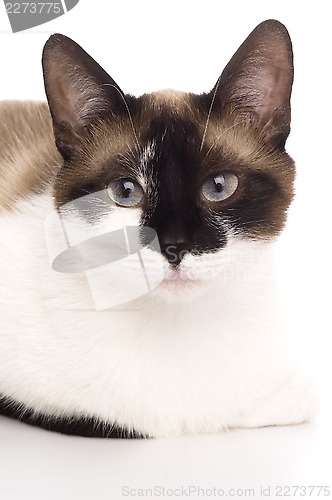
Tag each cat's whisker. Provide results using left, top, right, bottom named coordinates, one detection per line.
left=203, top=123, right=240, bottom=160
left=200, top=75, right=221, bottom=152
left=122, top=145, right=136, bottom=161
left=102, top=83, right=140, bottom=151
left=162, top=126, right=168, bottom=142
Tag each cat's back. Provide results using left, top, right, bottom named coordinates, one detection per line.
left=0, top=101, right=61, bottom=210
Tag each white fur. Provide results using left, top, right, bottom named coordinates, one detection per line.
left=0, top=193, right=316, bottom=437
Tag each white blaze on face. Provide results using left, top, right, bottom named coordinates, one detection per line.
left=136, top=140, right=159, bottom=209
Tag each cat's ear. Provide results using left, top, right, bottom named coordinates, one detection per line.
left=42, top=34, right=125, bottom=159
left=213, top=20, right=293, bottom=148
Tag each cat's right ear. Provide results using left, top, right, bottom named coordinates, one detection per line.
left=42, top=34, right=125, bottom=159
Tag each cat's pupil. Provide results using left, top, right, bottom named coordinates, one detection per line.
left=122, top=181, right=134, bottom=199
left=214, top=175, right=225, bottom=192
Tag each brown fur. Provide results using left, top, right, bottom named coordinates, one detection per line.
left=0, top=101, right=61, bottom=211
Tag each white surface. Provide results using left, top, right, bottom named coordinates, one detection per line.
left=0, top=414, right=331, bottom=500
left=0, top=0, right=331, bottom=497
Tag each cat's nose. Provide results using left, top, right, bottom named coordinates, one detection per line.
left=160, top=242, right=190, bottom=266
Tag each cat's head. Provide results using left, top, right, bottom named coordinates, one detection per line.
left=43, top=20, right=295, bottom=305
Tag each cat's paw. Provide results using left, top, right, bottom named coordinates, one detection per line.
left=237, top=371, right=318, bottom=429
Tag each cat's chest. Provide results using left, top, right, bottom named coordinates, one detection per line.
left=0, top=284, right=276, bottom=434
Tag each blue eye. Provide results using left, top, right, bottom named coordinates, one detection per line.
left=107, top=178, right=144, bottom=207
left=202, top=173, right=238, bottom=202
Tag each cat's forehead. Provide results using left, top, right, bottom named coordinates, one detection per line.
left=86, top=90, right=272, bottom=174
left=147, top=89, right=189, bottom=110
left=141, top=89, right=205, bottom=130
left=87, top=89, right=197, bottom=149
left=80, top=90, right=201, bottom=170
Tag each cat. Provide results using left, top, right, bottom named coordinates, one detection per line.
left=0, top=19, right=316, bottom=438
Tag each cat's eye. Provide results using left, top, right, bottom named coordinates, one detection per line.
left=107, top=178, right=144, bottom=207
left=202, top=172, right=239, bottom=202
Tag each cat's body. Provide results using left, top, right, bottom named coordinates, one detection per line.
left=0, top=21, right=316, bottom=437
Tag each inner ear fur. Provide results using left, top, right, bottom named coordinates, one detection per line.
left=42, top=34, right=126, bottom=159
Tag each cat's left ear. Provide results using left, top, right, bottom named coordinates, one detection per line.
left=42, top=34, right=126, bottom=159
left=212, top=19, right=293, bottom=148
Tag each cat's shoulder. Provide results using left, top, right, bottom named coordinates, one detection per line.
left=0, top=100, right=61, bottom=211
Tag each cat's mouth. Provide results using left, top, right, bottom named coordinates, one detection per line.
left=152, top=265, right=207, bottom=303
left=163, top=266, right=202, bottom=283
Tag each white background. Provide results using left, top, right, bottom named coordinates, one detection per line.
left=0, top=1, right=331, bottom=499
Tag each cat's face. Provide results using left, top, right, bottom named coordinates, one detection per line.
left=43, top=20, right=295, bottom=304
